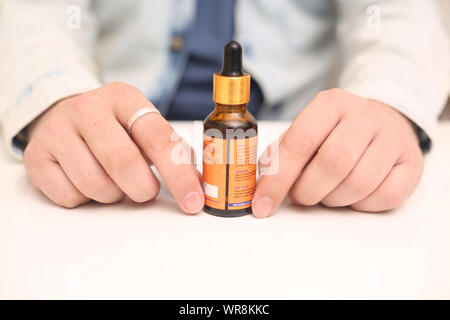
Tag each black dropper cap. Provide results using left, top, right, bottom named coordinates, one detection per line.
left=220, top=41, right=244, bottom=77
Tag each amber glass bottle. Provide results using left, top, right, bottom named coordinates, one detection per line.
left=202, top=41, right=258, bottom=217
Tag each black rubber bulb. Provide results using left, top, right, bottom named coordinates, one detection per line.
left=220, top=41, right=244, bottom=77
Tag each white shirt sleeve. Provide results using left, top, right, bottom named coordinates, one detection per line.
left=0, top=0, right=101, bottom=159
left=336, top=0, right=450, bottom=143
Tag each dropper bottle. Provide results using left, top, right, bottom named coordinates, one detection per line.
left=202, top=41, right=258, bottom=217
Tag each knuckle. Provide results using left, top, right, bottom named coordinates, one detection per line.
left=57, top=192, right=85, bottom=208
left=365, top=99, right=383, bottom=114
left=144, top=126, right=177, bottom=154
left=257, top=175, right=289, bottom=206
left=288, top=189, right=302, bottom=205
left=289, top=191, right=315, bottom=206
left=321, top=197, right=341, bottom=208
left=269, top=176, right=289, bottom=196
left=345, top=172, right=377, bottom=198
left=313, top=88, right=351, bottom=115
left=317, top=144, right=354, bottom=177
left=378, top=188, right=404, bottom=210
left=296, top=194, right=318, bottom=206
left=70, top=91, right=114, bottom=124
left=106, top=82, right=141, bottom=102
left=281, top=129, right=315, bottom=159
left=130, top=183, right=160, bottom=203
left=104, top=145, right=141, bottom=174
left=171, top=139, right=195, bottom=165
left=316, top=88, right=344, bottom=102
left=99, top=192, right=125, bottom=204
left=78, top=173, right=122, bottom=203
left=289, top=183, right=318, bottom=206
left=146, top=136, right=176, bottom=154
left=79, top=171, right=106, bottom=192
left=107, top=81, right=133, bottom=92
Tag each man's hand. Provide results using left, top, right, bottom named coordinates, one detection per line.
left=252, top=88, right=424, bottom=217
left=24, top=82, right=204, bottom=213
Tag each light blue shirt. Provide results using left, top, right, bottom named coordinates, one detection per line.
left=166, top=0, right=264, bottom=120
left=1, top=0, right=448, bottom=157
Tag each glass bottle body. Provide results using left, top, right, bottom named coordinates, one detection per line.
left=203, top=104, right=257, bottom=217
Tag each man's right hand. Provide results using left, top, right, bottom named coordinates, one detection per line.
left=24, top=82, right=204, bottom=213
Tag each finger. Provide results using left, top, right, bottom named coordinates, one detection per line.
left=109, top=83, right=204, bottom=214
left=351, top=150, right=423, bottom=212
left=52, top=131, right=125, bottom=204
left=252, top=89, right=348, bottom=217
left=76, top=113, right=160, bottom=203
left=321, top=133, right=400, bottom=207
left=131, top=115, right=204, bottom=214
left=289, top=114, right=376, bottom=206
left=24, top=145, right=89, bottom=208
left=258, top=130, right=286, bottom=176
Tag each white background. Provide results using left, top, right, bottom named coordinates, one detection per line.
left=0, top=121, right=449, bottom=299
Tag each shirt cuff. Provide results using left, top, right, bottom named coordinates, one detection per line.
left=341, top=73, right=446, bottom=154
left=2, top=69, right=101, bottom=160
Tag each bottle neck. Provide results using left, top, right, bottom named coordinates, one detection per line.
left=215, top=103, right=247, bottom=113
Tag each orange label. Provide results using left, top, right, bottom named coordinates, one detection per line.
left=202, top=134, right=257, bottom=211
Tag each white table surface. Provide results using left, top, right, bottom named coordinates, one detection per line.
left=0, top=121, right=449, bottom=299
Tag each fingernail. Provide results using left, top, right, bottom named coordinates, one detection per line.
left=183, top=192, right=203, bottom=214
left=253, top=197, right=273, bottom=218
